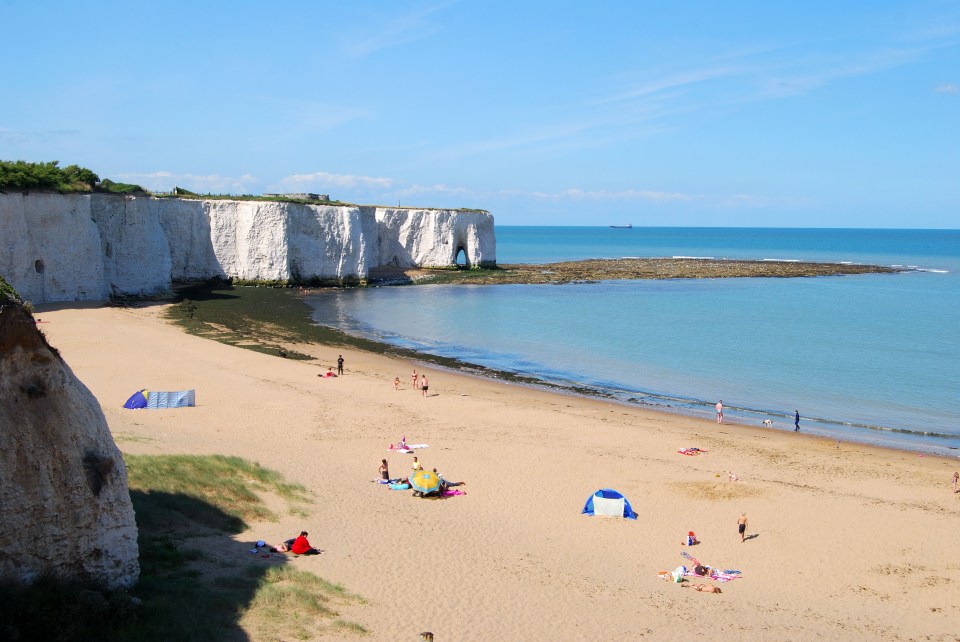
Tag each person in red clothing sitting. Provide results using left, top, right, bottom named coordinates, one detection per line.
left=271, top=530, right=320, bottom=555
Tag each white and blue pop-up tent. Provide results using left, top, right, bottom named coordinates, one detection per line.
left=581, top=488, right=637, bottom=519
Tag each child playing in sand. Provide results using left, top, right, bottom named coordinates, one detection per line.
left=394, top=377, right=400, bottom=390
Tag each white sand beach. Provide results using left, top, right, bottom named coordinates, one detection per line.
left=39, top=303, right=960, bottom=641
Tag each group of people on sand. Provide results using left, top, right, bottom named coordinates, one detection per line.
left=318, top=355, right=345, bottom=378
left=379, top=457, right=465, bottom=497
left=394, top=368, right=430, bottom=396
left=267, top=530, right=320, bottom=555
left=717, top=399, right=801, bottom=432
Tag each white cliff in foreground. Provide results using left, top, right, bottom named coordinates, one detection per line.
left=0, top=193, right=496, bottom=304
left=0, top=295, right=140, bottom=589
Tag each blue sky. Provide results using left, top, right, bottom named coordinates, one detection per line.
left=1, top=1, right=957, bottom=227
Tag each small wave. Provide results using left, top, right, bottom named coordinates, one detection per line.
left=917, top=268, right=950, bottom=274
left=762, top=258, right=800, bottom=262
left=672, top=256, right=715, bottom=260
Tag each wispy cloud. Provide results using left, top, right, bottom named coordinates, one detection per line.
left=755, top=46, right=933, bottom=99
left=0, top=127, right=80, bottom=145
left=593, top=66, right=748, bottom=106
left=116, top=171, right=258, bottom=194
left=934, top=83, right=960, bottom=94
left=343, top=2, right=452, bottom=58
left=535, top=188, right=697, bottom=202
left=396, top=183, right=471, bottom=197
left=281, top=171, right=395, bottom=190
left=277, top=171, right=770, bottom=210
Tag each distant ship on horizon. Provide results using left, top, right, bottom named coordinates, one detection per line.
left=609, top=224, right=633, bottom=229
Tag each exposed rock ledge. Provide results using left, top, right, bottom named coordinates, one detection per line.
left=368, top=258, right=902, bottom=285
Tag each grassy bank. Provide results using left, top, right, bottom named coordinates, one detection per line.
left=0, top=455, right=367, bottom=641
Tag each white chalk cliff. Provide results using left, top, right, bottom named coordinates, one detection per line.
left=0, top=193, right=496, bottom=304
left=0, top=293, right=139, bottom=589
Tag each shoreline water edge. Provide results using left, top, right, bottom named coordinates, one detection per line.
left=313, top=225, right=960, bottom=459
left=306, top=298, right=960, bottom=458
left=163, top=249, right=957, bottom=458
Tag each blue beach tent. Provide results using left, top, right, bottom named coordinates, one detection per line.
left=582, top=488, right=637, bottom=519
left=123, top=389, right=149, bottom=409
left=123, top=389, right=196, bottom=409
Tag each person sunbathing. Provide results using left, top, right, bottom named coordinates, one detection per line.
left=682, top=583, right=721, bottom=593
left=433, top=468, right=465, bottom=491
left=270, top=530, right=319, bottom=554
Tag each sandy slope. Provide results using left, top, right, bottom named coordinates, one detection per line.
left=37, top=303, right=960, bottom=641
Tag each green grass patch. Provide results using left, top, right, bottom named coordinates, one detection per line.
left=0, top=454, right=366, bottom=641
left=126, top=454, right=312, bottom=529
left=112, top=432, right=155, bottom=444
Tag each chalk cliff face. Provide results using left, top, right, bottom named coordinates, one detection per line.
left=0, top=289, right=139, bottom=589
left=0, top=193, right=496, bottom=304
left=375, top=208, right=495, bottom=268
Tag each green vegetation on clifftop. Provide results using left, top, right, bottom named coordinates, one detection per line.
left=0, top=160, right=144, bottom=194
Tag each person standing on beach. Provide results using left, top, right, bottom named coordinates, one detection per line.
left=794, top=410, right=800, bottom=432
left=420, top=374, right=429, bottom=397
left=738, top=513, right=748, bottom=543
left=379, top=459, right=390, bottom=481
left=952, top=471, right=959, bottom=493
left=411, top=369, right=418, bottom=389
left=337, top=354, right=344, bottom=375
left=716, top=400, right=724, bottom=424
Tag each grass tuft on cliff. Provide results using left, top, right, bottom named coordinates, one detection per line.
left=0, top=274, right=21, bottom=303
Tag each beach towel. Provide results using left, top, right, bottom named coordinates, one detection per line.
left=389, top=483, right=411, bottom=490
left=710, top=571, right=742, bottom=582
left=683, top=570, right=741, bottom=582
left=681, top=550, right=699, bottom=564
left=387, top=443, right=428, bottom=453
left=441, top=489, right=465, bottom=497
left=677, top=447, right=704, bottom=456
left=680, top=552, right=742, bottom=582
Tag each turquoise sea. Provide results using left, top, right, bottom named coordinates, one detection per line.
left=308, top=227, right=960, bottom=456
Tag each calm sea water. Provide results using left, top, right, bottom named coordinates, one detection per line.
left=309, top=227, right=960, bottom=455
